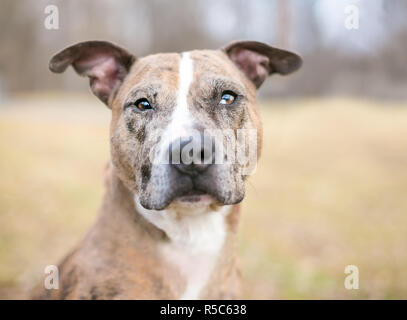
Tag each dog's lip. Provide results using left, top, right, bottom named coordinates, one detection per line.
left=175, top=189, right=214, bottom=203
left=180, top=189, right=206, bottom=197
left=138, top=172, right=232, bottom=210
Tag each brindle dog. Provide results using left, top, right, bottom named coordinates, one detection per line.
left=33, top=40, right=301, bottom=299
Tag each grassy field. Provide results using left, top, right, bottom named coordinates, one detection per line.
left=0, top=94, right=406, bottom=299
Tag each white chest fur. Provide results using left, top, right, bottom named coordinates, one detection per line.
left=134, top=195, right=230, bottom=299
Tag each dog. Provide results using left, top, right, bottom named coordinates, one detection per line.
left=34, top=40, right=301, bottom=299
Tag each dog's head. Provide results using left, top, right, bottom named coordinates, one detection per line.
left=50, top=40, right=301, bottom=211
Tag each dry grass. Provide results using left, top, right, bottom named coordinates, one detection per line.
left=0, top=94, right=406, bottom=299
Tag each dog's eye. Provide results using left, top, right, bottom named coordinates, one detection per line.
left=135, top=98, right=152, bottom=111
left=219, top=91, right=236, bottom=105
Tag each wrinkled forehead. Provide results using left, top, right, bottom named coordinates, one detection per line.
left=114, top=50, right=246, bottom=106
left=189, top=49, right=245, bottom=82
left=116, top=52, right=179, bottom=104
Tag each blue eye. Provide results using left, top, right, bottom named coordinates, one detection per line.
left=220, top=91, right=236, bottom=105
left=135, top=98, right=152, bottom=111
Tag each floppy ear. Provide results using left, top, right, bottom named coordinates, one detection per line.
left=49, top=41, right=135, bottom=105
left=223, top=40, right=302, bottom=89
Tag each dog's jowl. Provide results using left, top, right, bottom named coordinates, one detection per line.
left=34, top=40, right=302, bottom=299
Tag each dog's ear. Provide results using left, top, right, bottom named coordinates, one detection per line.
left=49, top=41, right=135, bottom=105
left=222, top=40, right=302, bottom=89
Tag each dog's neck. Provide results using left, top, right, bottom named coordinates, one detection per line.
left=134, top=194, right=231, bottom=299
left=99, top=164, right=240, bottom=299
left=134, top=193, right=231, bottom=250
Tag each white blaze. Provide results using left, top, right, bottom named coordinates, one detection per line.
left=157, top=52, right=195, bottom=161
left=174, top=51, right=194, bottom=135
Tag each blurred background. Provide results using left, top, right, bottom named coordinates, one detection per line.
left=0, top=0, right=406, bottom=299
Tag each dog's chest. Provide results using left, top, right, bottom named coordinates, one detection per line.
left=135, top=197, right=230, bottom=299
left=160, top=209, right=229, bottom=299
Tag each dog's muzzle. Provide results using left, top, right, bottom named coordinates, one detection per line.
left=138, top=129, right=245, bottom=210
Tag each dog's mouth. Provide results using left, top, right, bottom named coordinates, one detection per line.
left=137, top=162, right=245, bottom=211
left=174, top=188, right=214, bottom=204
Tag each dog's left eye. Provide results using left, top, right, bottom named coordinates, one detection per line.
left=219, top=91, right=236, bottom=105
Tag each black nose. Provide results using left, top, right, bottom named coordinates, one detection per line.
left=169, top=134, right=214, bottom=176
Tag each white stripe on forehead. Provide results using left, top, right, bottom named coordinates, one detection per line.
left=156, top=52, right=195, bottom=160
left=177, top=52, right=194, bottom=117
left=171, top=52, right=194, bottom=135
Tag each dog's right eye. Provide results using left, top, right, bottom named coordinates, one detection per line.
left=134, top=98, right=153, bottom=111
